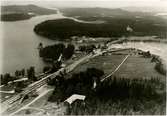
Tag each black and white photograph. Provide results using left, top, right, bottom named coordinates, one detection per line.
left=0, top=0, right=167, bottom=115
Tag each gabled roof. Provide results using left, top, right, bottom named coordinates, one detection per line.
left=64, top=94, right=86, bottom=105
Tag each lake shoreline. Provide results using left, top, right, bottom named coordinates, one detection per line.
left=125, top=37, right=167, bottom=43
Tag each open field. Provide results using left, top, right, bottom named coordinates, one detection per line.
left=114, top=56, right=165, bottom=80
left=71, top=49, right=165, bottom=80
left=71, top=54, right=126, bottom=79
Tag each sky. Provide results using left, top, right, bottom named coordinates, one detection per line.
left=1, top=0, right=167, bottom=9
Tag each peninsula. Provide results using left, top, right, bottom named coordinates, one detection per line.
left=1, top=5, right=57, bottom=21
left=34, top=8, right=167, bottom=40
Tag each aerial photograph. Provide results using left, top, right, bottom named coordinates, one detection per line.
left=0, top=0, right=166, bottom=115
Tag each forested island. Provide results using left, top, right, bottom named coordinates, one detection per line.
left=1, top=5, right=57, bottom=21
left=34, top=8, right=167, bottom=40
left=34, top=16, right=167, bottom=40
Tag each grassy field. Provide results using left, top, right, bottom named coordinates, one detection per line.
left=114, top=56, right=165, bottom=80
left=71, top=49, right=165, bottom=81
left=72, top=54, right=126, bottom=79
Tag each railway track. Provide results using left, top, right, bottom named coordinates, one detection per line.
left=1, top=54, right=93, bottom=114
left=0, top=37, right=127, bottom=115
left=1, top=47, right=126, bottom=114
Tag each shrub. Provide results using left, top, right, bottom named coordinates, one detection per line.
left=155, top=62, right=166, bottom=75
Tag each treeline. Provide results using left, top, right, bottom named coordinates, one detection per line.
left=96, top=76, right=161, bottom=100
left=15, top=69, right=25, bottom=77
left=78, top=44, right=96, bottom=53
left=42, top=61, right=62, bottom=74
left=0, top=73, right=16, bottom=85
left=27, top=66, right=36, bottom=81
left=0, top=66, right=37, bottom=86
left=39, top=43, right=75, bottom=61
left=34, top=17, right=167, bottom=40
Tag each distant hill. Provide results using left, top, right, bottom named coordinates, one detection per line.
left=1, top=13, right=34, bottom=21
left=60, top=7, right=133, bottom=17
left=121, top=6, right=167, bottom=13
left=60, top=7, right=154, bottom=18
left=59, top=7, right=164, bottom=22
left=1, top=5, right=57, bottom=21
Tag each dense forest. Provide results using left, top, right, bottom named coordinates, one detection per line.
left=48, top=67, right=104, bottom=102
left=48, top=67, right=163, bottom=102
left=39, top=43, right=75, bottom=61
left=34, top=16, right=167, bottom=40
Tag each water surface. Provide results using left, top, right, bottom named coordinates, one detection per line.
left=0, top=12, right=65, bottom=74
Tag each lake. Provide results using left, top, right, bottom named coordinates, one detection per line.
left=0, top=9, right=166, bottom=75
left=0, top=11, right=67, bottom=74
